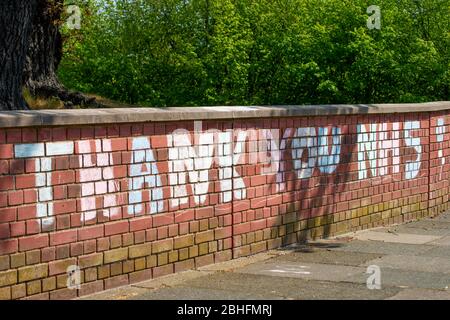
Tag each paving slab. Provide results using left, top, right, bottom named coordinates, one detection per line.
left=132, top=286, right=282, bottom=300
left=427, top=236, right=450, bottom=246
left=386, top=288, right=450, bottom=300
left=274, top=250, right=383, bottom=267
left=345, top=267, right=450, bottom=290
left=372, top=225, right=450, bottom=237
left=198, top=252, right=281, bottom=272
left=82, top=210, right=450, bottom=300
left=362, top=255, right=450, bottom=274
left=330, top=240, right=433, bottom=256
left=352, top=230, right=441, bottom=244
left=80, top=285, right=150, bottom=300
left=419, top=245, right=450, bottom=258
left=426, top=214, right=450, bottom=223
left=133, top=270, right=213, bottom=289
left=168, top=272, right=400, bottom=300
left=237, top=261, right=367, bottom=283
left=402, top=219, right=450, bottom=230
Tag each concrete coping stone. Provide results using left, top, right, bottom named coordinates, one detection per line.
left=0, top=101, right=449, bottom=128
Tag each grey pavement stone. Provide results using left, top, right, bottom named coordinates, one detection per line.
left=362, top=255, right=450, bottom=274
left=237, top=261, right=367, bottom=283
left=420, top=245, right=450, bottom=258
left=198, top=252, right=280, bottom=272
left=346, top=267, right=450, bottom=290
left=329, top=240, right=433, bottom=256
left=168, top=272, right=400, bottom=300
left=271, top=250, right=383, bottom=267
left=386, top=288, right=450, bottom=300
left=373, top=225, right=450, bottom=237
left=427, top=236, right=450, bottom=246
left=132, top=286, right=282, bottom=300
left=80, top=285, right=150, bottom=300
left=82, top=210, right=450, bottom=300
left=426, top=215, right=450, bottom=223
left=403, top=219, right=450, bottom=230
left=133, top=270, right=213, bottom=289
left=352, top=230, right=440, bottom=244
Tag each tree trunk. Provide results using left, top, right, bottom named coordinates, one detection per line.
left=23, top=0, right=64, bottom=98
left=0, top=1, right=36, bottom=111
left=24, top=0, right=98, bottom=108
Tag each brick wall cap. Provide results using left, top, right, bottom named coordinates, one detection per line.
left=1, top=101, right=449, bottom=128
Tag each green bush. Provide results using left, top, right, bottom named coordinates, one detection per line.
left=59, top=0, right=450, bottom=106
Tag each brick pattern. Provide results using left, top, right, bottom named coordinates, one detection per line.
left=0, top=113, right=447, bottom=299
left=429, top=112, right=450, bottom=215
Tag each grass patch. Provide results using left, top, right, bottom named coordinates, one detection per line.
left=23, top=88, right=65, bottom=110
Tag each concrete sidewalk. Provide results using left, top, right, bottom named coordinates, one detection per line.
left=82, top=211, right=450, bottom=300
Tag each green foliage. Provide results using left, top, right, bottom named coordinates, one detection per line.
left=59, top=0, right=450, bottom=106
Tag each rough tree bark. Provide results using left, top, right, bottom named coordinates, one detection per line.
left=23, top=0, right=64, bottom=97
left=24, top=0, right=97, bottom=108
left=0, top=1, right=36, bottom=111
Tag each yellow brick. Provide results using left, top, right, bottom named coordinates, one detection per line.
left=278, top=225, right=286, bottom=236
left=179, top=248, right=189, bottom=261
left=392, top=207, right=401, bottom=216
left=360, top=215, right=370, bottom=225
left=0, top=255, right=9, bottom=271
left=0, top=269, right=17, bottom=287
left=336, top=222, right=349, bottom=233
left=250, top=242, right=266, bottom=254
left=168, top=251, right=178, bottom=263
left=195, top=230, right=214, bottom=244
left=157, top=253, right=168, bottom=266
left=10, top=253, right=25, bottom=268
left=11, top=284, right=26, bottom=300
left=134, top=258, right=146, bottom=271
left=199, top=219, right=209, bottom=231
left=248, top=232, right=257, bottom=244
left=189, top=245, right=199, bottom=258
left=382, top=210, right=391, bottom=220
left=98, top=265, right=110, bottom=279
left=27, top=280, right=42, bottom=295
left=199, top=243, right=209, bottom=255
left=0, top=287, right=11, bottom=300
left=56, top=274, right=68, bottom=289
left=18, top=264, right=48, bottom=282
left=254, top=230, right=263, bottom=242
left=411, top=203, right=420, bottom=212
left=209, top=218, right=219, bottom=229
left=104, top=248, right=128, bottom=264
left=123, top=260, right=134, bottom=274
left=79, top=253, right=103, bottom=268
left=152, top=239, right=173, bottom=254
left=49, top=258, right=77, bottom=276
left=208, top=241, right=218, bottom=253
left=146, top=255, right=157, bottom=268
left=110, top=235, right=122, bottom=248
left=26, top=250, right=41, bottom=265
left=42, top=277, right=56, bottom=292
left=174, top=235, right=194, bottom=249
left=84, top=268, right=97, bottom=282
left=129, top=243, right=152, bottom=258
left=110, top=262, right=122, bottom=276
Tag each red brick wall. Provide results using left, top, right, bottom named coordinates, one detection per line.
left=0, top=111, right=447, bottom=299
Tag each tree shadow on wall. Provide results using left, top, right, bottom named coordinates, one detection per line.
left=268, top=115, right=360, bottom=250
